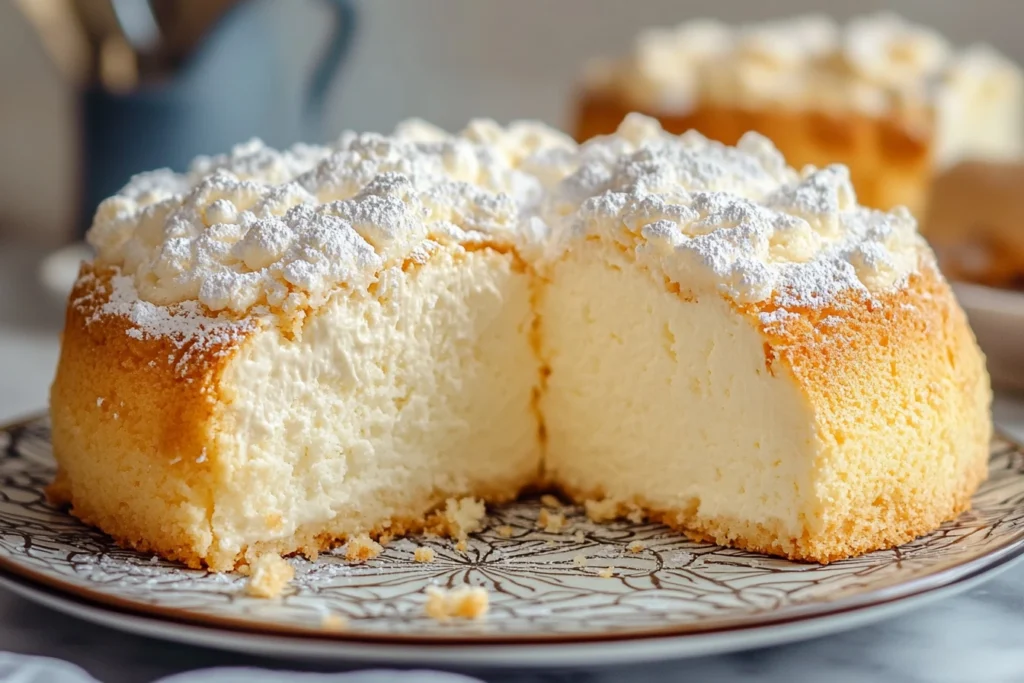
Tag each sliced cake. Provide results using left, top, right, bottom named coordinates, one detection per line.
left=49, top=115, right=991, bottom=569
left=540, top=115, right=990, bottom=562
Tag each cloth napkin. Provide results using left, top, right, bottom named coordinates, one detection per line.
left=0, top=653, right=484, bottom=683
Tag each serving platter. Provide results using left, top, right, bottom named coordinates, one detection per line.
left=1, top=415, right=1023, bottom=666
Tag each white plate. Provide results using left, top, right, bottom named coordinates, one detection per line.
left=953, top=282, right=1024, bottom=390
left=2, top=415, right=1024, bottom=667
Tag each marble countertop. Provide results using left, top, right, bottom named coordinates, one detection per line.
left=2, top=244, right=1024, bottom=683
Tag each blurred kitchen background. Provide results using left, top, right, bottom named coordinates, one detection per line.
left=2, top=0, right=1024, bottom=418
left=3, top=0, right=1024, bottom=247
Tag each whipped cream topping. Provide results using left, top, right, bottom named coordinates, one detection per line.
left=588, top=12, right=1019, bottom=119
left=88, top=121, right=575, bottom=315
left=547, top=114, right=925, bottom=306
left=86, top=114, right=926, bottom=322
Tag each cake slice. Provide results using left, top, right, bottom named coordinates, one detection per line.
left=50, top=122, right=573, bottom=570
left=574, top=13, right=1023, bottom=217
left=50, top=115, right=990, bottom=568
left=540, top=115, right=990, bottom=562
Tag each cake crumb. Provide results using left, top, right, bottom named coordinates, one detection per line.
left=540, top=494, right=562, bottom=508
left=414, top=547, right=436, bottom=563
left=573, top=554, right=588, bottom=567
left=625, top=505, right=646, bottom=524
left=455, top=539, right=468, bottom=553
left=424, top=585, right=489, bottom=621
left=627, top=541, right=646, bottom=553
left=538, top=508, right=566, bottom=533
left=378, top=533, right=394, bottom=546
left=598, top=566, right=615, bottom=578
left=584, top=498, right=620, bottom=523
left=345, top=534, right=383, bottom=563
left=244, top=553, right=293, bottom=599
left=320, top=613, right=348, bottom=631
left=431, top=497, right=486, bottom=542
left=573, top=530, right=585, bottom=543
left=497, top=525, right=514, bottom=538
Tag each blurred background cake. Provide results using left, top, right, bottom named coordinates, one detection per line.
left=573, top=13, right=1023, bottom=218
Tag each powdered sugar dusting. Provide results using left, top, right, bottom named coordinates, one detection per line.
left=549, top=114, right=925, bottom=306
left=75, top=270, right=257, bottom=375
left=592, top=12, right=1017, bottom=118
left=82, top=114, right=929, bottom=348
left=87, top=121, right=576, bottom=317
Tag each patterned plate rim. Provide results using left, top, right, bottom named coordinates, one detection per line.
left=2, top=412, right=1024, bottom=647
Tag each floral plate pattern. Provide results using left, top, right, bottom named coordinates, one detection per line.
left=1, top=415, right=1024, bottom=661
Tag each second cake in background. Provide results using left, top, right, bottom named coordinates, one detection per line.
left=575, top=13, right=1023, bottom=218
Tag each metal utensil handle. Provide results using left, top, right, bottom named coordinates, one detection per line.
left=303, top=0, right=358, bottom=141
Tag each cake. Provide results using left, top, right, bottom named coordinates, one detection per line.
left=574, top=13, right=1024, bottom=217
left=49, top=114, right=991, bottom=570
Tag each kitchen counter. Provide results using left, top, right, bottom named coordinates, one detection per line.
left=2, top=244, right=1023, bottom=683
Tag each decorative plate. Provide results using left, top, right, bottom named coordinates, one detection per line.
left=2, top=415, right=1024, bottom=666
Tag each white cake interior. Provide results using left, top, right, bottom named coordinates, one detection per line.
left=540, top=244, right=820, bottom=541
left=212, top=247, right=540, bottom=559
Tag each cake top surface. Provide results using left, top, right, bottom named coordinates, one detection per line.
left=84, top=114, right=928, bottom=333
left=549, top=114, right=924, bottom=307
left=88, top=119, right=576, bottom=316
left=585, top=12, right=1021, bottom=115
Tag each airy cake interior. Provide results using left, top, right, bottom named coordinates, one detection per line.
left=540, top=244, right=817, bottom=547
left=209, top=246, right=540, bottom=564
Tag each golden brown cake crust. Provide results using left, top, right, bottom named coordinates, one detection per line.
left=557, top=263, right=990, bottom=563
left=49, top=264, right=250, bottom=568
left=50, top=257, right=990, bottom=568
left=750, top=264, right=991, bottom=562
left=573, top=91, right=934, bottom=217
left=49, top=264, right=533, bottom=571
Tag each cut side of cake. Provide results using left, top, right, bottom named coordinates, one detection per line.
left=574, top=13, right=1024, bottom=218
left=50, top=115, right=991, bottom=570
left=539, top=117, right=989, bottom=561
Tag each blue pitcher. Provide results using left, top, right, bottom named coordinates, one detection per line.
left=78, top=0, right=356, bottom=236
